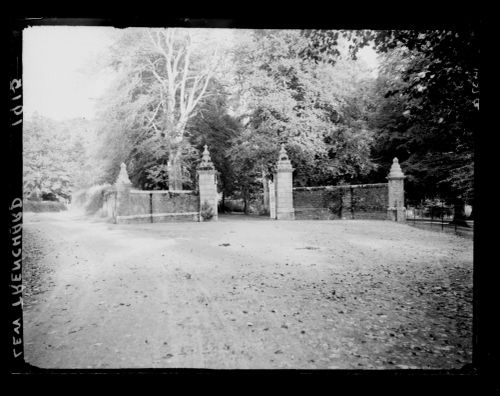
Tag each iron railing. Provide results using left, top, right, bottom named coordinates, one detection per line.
left=406, top=203, right=473, bottom=238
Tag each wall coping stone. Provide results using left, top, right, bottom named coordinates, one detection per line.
left=130, top=189, right=196, bottom=194
left=293, top=183, right=388, bottom=191
left=116, top=212, right=199, bottom=220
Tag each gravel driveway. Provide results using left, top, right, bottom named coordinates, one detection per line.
left=22, top=211, right=473, bottom=369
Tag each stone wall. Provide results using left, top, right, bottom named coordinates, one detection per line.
left=111, top=190, right=199, bottom=224
left=102, top=154, right=404, bottom=224
left=351, top=184, right=389, bottom=219
left=128, top=191, right=150, bottom=218
left=293, top=183, right=388, bottom=220
left=103, top=152, right=215, bottom=224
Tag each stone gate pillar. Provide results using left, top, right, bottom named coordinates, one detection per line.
left=275, top=144, right=295, bottom=220
left=116, top=162, right=132, bottom=224
left=197, top=145, right=218, bottom=221
left=387, top=157, right=406, bottom=222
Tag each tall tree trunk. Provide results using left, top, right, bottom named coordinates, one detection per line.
left=168, top=150, right=183, bottom=191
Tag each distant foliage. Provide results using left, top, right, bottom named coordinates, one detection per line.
left=23, top=113, right=99, bottom=201
left=228, top=29, right=377, bottom=202
left=299, top=29, right=477, bottom=204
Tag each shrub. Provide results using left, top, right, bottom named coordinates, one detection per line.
left=23, top=200, right=67, bottom=212
left=200, top=201, right=214, bottom=221
left=83, top=184, right=112, bottom=215
left=71, top=184, right=112, bottom=215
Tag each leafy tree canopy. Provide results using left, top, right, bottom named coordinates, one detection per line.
left=23, top=113, right=97, bottom=201
left=302, top=29, right=477, bottom=203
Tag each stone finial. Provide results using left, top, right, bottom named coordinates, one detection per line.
left=387, top=157, right=405, bottom=179
left=198, top=144, right=214, bottom=169
left=277, top=144, right=293, bottom=171
left=279, top=144, right=289, bottom=161
left=116, top=162, right=131, bottom=184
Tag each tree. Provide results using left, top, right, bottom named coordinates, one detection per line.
left=94, top=28, right=380, bottom=203
left=96, top=28, right=222, bottom=190
left=363, top=30, right=476, bottom=224
left=303, top=29, right=477, bottom=221
left=228, top=29, right=377, bottom=198
left=23, top=114, right=93, bottom=201
left=58, top=117, right=101, bottom=190
left=371, top=31, right=477, bottom=225
left=143, top=29, right=221, bottom=190
left=187, top=83, right=241, bottom=207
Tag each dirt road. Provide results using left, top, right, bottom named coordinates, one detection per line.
left=22, top=211, right=473, bottom=369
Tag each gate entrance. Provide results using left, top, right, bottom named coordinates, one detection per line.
left=220, top=145, right=295, bottom=220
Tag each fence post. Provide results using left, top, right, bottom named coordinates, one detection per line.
left=115, top=162, right=132, bottom=224
left=387, top=157, right=406, bottom=222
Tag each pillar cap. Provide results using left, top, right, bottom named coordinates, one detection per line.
left=198, top=144, right=215, bottom=170
left=116, top=162, right=132, bottom=185
left=277, top=144, right=293, bottom=171
left=387, top=157, right=405, bottom=179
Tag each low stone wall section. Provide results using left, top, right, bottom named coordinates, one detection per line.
left=293, top=183, right=388, bottom=220
left=101, top=189, right=199, bottom=223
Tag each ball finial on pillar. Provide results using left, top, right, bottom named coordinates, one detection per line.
left=199, top=145, right=214, bottom=169
left=279, top=144, right=288, bottom=161
left=388, top=157, right=405, bottom=179
left=115, top=162, right=132, bottom=224
left=116, top=162, right=131, bottom=185
left=277, top=144, right=293, bottom=171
